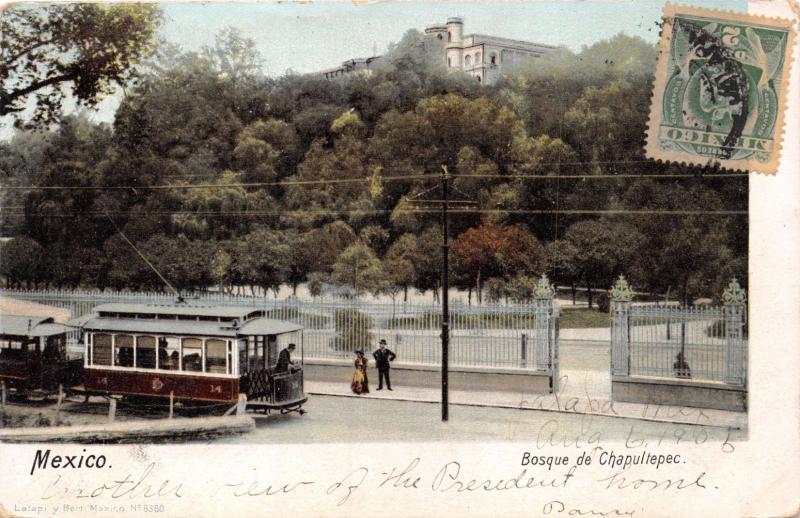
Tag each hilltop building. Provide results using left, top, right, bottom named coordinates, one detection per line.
left=320, top=56, right=382, bottom=80
left=318, top=17, right=559, bottom=85
left=426, top=17, right=558, bottom=84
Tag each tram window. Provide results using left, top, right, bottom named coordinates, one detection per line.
left=205, top=339, right=227, bottom=374
left=0, top=339, right=23, bottom=359
left=182, top=338, right=203, bottom=372
left=44, top=336, right=64, bottom=362
left=158, top=337, right=180, bottom=370
left=238, top=339, right=247, bottom=375
left=0, top=339, right=22, bottom=350
left=92, top=334, right=112, bottom=366
left=115, top=335, right=134, bottom=367
left=136, top=336, right=156, bottom=369
left=248, top=337, right=264, bottom=370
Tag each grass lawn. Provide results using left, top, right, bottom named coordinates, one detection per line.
left=559, top=307, right=610, bottom=328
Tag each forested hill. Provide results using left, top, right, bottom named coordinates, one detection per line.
left=0, top=29, right=747, bottom=306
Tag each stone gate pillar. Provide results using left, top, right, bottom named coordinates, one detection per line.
left=610, top=275, right=633, bottom=376
left=722, top=279, right=747, bottom=386
left=533, top=274, right=555, bottom=370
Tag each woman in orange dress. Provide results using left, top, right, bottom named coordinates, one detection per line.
left=351, top=350, right=369, bottom=395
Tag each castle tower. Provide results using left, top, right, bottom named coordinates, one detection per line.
left=424, top=23, right=448, bottom=39
left=446, top=17, right=463, bottom=44
left=445, top=17, right=464, bottom=69
left=424, top=23, right=448, bottom=66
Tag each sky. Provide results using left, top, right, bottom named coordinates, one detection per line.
left=1, top=0, right=747, bottom=140
left=160, top=0, right=746, bottom=76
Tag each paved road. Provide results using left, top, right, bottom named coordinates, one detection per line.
left=217, top=395, right=745, bottom=445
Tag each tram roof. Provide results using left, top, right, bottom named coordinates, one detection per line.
left=0, top=315, right=69, bottom=337
left=78, top=315, right=303, bottom=337
left=93, top=303, right=265, bottom=319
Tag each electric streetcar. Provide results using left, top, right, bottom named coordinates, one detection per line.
left=71, top=303, right=307, bottom=413
left=0, top=314, right=83, bottom=398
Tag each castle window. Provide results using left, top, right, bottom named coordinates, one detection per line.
left=475, top=52, right=482, bottom=64
left=437, top=34, right=443, bottom=40
left=447, top=57, right=451, bottom=67
left=490, top=53, right=497, bottom=65
left=477, top=76, right=481, bottom=83
left=465, top=55, right=472, bottom=67
left=448, top=32, right=452, bottom=42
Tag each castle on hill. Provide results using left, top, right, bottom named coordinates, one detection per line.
left=318, top=17, right=559, bottom=85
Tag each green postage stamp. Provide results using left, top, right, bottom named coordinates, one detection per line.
left=646, top=4, right=796, bottom=174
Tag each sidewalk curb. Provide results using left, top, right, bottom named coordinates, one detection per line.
left=306, top=389, right=747, bottom=430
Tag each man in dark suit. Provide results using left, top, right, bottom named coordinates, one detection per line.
left=372, top=339, right=396, bottom=390
left=276, top=343, right=297, bottom=373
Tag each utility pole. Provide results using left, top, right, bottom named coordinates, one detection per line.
left=441, top=165, right=450, bottom=422
left=404, top=166, right=474, bottom=423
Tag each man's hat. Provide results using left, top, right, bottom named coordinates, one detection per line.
left=379, top=339, right=387, bottom=345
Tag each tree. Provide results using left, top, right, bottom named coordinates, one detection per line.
left=1, top=4, right=162, bottom=126
left=23, top=115, right=114, bottom=250
left=564, top=78, right=652, bottom=165
left=169, top=170, right=260, bottom=240
left=0, top=237, right=44, bottom=288
left=359, top=225, right=390, bottom=255
left=233, top=227, right=291, bottom=296
left=617, top=180, right=740, bottom=304
left=413, top=226, right=445, bottom=302
left=330, top=242, right=384, bottom=297
left=234, top=118, right=299, bottom=185
left=506, top=275, right=539, bottom=303
left=102, top=235, right=151, bottom=290
left=382, top=257, right=416, bottom=304
left=285, top=112, right=373, bottom=228
left=211, top=248, right=233, bottom=293
left=306, top=272, right=327, bottom=299
left=384, top=233, right=419, bottom=302
left=140, top=235, right=214, bottom=292
left=564, top=219, right=644, bottom=308
left=0, top=131, right=52, bottom=236
left=545, top=240, right=580, bottom=304
left=296, top=221, right=358, bottom=276
left=484, top=277, right=507, bottom=303
left=452, top=222, right=544, bottom=303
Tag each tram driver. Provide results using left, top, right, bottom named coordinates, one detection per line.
left=276, top=343, right=297, bottom=374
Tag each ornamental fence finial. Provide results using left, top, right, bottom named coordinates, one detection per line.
left=610, top=275, right=634, bottom=302
left=533, top=274, right=555, bottom=299
left=722, top=278, right=746, bottom=305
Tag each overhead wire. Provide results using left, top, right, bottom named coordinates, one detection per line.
left=1, top=171, right=748, bottom=191
left=8, top=208, right=748, bottom=217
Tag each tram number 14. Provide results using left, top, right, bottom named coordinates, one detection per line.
left=209, top=384, right=223, bottom=394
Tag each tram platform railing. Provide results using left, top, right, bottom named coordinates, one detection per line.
left=243, top=368, right=304, bottom=407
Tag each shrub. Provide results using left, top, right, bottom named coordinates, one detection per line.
left=330, top=308, right=373, bottom=352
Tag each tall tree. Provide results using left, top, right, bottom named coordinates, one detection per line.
left=452, top=221, right=544, bottom=303
left=0, top=237, right=44, bottom=288
left=331, top=242, right=385, bottom=297
left=384, top=233, right=419, bottom=302
left=564, top=219, right=644, bottom=308
left=1, top=4, right=161, bottom=126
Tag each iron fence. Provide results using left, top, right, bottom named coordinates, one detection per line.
left=1, top=288, right=558, bottom=370
left=610, top=277, right=747, bottom=387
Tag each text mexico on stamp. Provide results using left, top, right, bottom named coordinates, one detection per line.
left=646, top=4, right=796, bottom=174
